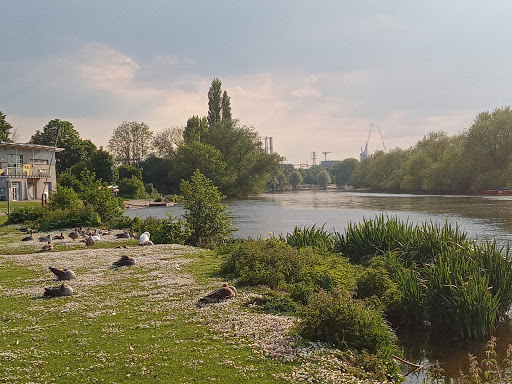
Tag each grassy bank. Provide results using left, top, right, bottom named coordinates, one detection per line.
left=0, top=241, right=381, bottom=383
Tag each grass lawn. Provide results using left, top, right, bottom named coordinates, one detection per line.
left=0, top=241, right=366, bottom=384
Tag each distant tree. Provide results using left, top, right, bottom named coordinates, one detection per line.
left=90, top=147, right=116, bottom=183
left=183, top=116, right=209, bottom=144
left=221, top=90, right=232, bottom=121
left=316, top=169, right=331, bottom=189
left=30, top=119, right=96, bottom=173
left=171, top=142, right=226, bottom=190
left=118, top=176, right=147, bottom=199
left=108, top=121, right=153, bottom=165
left=118, top=164, right=142, bottom=181
left=140, top=156, right=173, bottom=195
left=0, top=111, right=13, bottom=142
left=153, top=126, right=184, bottom=158
left=289, top=170, right=303, bottom=190
left=208, top=78, right=223, bottom=126
left=204, top=119, right=282, bottom=197
left=332, top=158, right=359, bottom=188
left=181, top=170, right=233, bottom=247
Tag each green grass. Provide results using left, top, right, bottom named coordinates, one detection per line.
left=0, top=243, right=367, bottom=384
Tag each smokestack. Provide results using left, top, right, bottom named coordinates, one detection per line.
left=269, top=137, right=273, bottom=154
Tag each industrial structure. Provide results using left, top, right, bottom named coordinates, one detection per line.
left=360, top=124, right=386, bottom=161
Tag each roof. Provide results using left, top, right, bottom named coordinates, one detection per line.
left=0, top=142, right=65, bottom=152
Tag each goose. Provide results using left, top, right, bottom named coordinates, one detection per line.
left=138, top=231, right=150, bottom=245
left=129, top=228, right=136, bottom=238
left=115, top=231, right=130, bottom=239
left=85, top=234, right=95, bottom=247
left=21, top=229, right=34, bottom=241
left=199, top=283, right=237, bottom=304
left=49, top=267, right=76, bottom=280
left=41, top=241, right=53, bottom=251
left=53, top=232, right=65, bottom=240
left=38, top=233, right=52, bottom=242
left=112, top=255, right=136, bottom=267
left=68, top=229, right=79, bottom=241
left=44, top=283, right=73, bottom=297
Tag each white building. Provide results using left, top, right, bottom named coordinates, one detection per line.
left=0, top=143, right=63, bottom=201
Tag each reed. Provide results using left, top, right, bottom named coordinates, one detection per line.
left=280, top=224, right=334, bottom=254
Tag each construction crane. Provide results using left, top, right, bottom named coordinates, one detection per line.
left=322, top=152, right=331, bottom=162
left=360, top=124, right=386, bottom=161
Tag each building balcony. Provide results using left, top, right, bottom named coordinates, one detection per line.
left=0, top=167, right=51, bottom=179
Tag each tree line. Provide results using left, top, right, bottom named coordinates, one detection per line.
left=285, top=107, right=512, bottom=195
left=0, top=78, right=283, bottom=199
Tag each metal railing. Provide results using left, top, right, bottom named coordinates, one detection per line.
left=0, top=168, right=51, bottom=178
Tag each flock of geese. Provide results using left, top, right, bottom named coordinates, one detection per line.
left=33, top=228, right=236, bottom=303
left=21, top=227, right=154, bottom=252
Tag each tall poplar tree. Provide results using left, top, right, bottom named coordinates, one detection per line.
left=208, top=78, right=223, bottom=127
left=221, top=90, right=232, bottom=121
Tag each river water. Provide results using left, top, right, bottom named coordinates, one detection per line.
left=125, top=190, right=512, bottom=382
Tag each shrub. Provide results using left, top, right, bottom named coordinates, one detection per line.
left=281, top=224, right=334, bottom=254
left=248, top=292, right=297, bottom=315
left=47, top=186, right=82, bottom=210
left=133, top=215, right=190, bottom=245
left=118, top=176, right=146, bottom=199
left=7, top=206, right=44, bottom=224
left=37, top=205, right=100, bottom=231
left=298, top=289, right=399, bottom=357
left=181, top=170, right=233, bottom=247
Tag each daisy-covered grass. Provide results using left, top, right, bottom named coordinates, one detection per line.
left=0, top=242, right=388, bottom=384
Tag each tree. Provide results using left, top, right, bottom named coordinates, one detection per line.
left=208, top=78, right=223, bottom=127
left=181, top=170, right=233, bottom=247
left=204, top=119, right=282, bottom=196
left=30, top=119, right=96, bottom=173
left=222, top=90, right=232, bottom=121
left=153, top=126, right=184, bottom=158
left=332, top=158, right=358, bottom=188
left=140, top=156, right=173, bottom=195
left=171, top=142, right=226, bottom=190
left=118, top=164, right=142, bottom=181
left=89, top=147, right=116, bottom=184
left=118, top=176, right=146, bottom=199
left=289, top=170, right=303, bottom=190
left=183, top=116, right=208, bottom=144
left=108, top=121, right=153, bottom=165
left=316, top=169, right=331, bottom=189
left=0, top=111, right=13, bottom=142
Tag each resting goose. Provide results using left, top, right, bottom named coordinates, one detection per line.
left=41, top=241, right=53, bottom=251
left=199, top=283, right=237, bottom=304
left=44, top=283, right=73, bottom=297
left=138, top=231, right=150, bottom=245
left=112, top=255, right=136, bottom=267
left=21, top=230, right=34, bottom=241
left=49, top=267, right=76, bottom=280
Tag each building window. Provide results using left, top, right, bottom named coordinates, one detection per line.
left=8, top=154, right=23, bottom=168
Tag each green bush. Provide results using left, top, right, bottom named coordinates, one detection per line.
left=281, top=224, right=334, bottom=254
left=181, top=170, right=233, bottom=247
left=118, top=176, right=146, bottom=199
left=249, top=292, right=297, bottom=315
left=37, top=205, right=100, bottom=231
left=7, top=206, right=44, bottom=224
left=298, top=289, right=399, bottom=357
left=47, top=186, right=82, bottom=210
left=133, top=215, right=190, bottom=245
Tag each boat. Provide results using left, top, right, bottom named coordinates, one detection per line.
left=483, top=188, right=512, bottom=196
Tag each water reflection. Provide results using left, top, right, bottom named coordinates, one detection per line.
left=124, top=190, right=512, bottom=382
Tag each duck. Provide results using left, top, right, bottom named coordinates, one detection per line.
left=138, top=231, right=150, bottom=245
left=49, top=267, right=76, bottom=280
left=53, top=232, right=65, bottom=240
left=68, top=229, right=79, bottom=241
left=43, top=283, right=73, bottom=297
left=21, top=229, right=34, bottom=241
left=199, top=283, right=237, bottom=304
left=112, top=255, right=136, bottom=267
left=41, top=241, right=54, bottom=251
left=85, top=234, right=95, bottom=247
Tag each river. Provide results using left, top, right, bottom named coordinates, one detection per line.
left=125, top=190, right=512, bottom=382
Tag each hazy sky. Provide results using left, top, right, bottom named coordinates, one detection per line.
left=2, top=1, right=512, bottom=165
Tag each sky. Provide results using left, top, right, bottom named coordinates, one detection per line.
left=1, top=1, right=512, bottom=165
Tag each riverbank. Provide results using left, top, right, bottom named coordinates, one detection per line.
left=0, top=239, right=387, bottom=383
